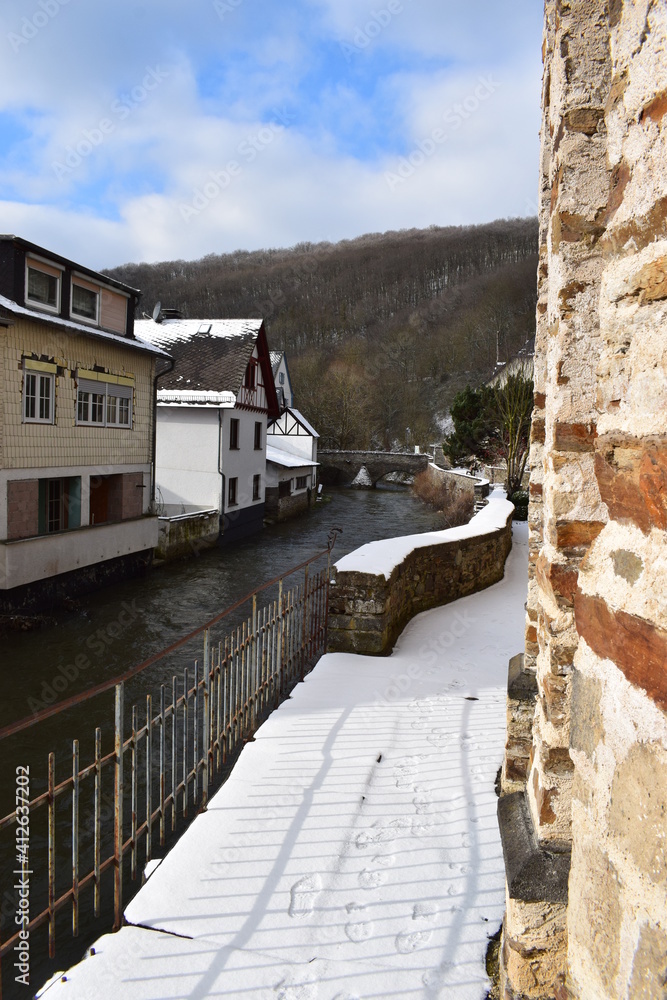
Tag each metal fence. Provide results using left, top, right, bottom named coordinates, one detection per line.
left=0, top=539, right=337, bottom=998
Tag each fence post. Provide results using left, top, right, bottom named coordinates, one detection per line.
left=276, top=578, right=284, bottom=703
left=114, top=683, right=124, bottom=931
left=301, top=564, right=309, bottom=682
left=48, top=752, right=56, bottom=958
left=72, top=739, right=79, bottom=937
left=202, top=630, right=210, bottom=810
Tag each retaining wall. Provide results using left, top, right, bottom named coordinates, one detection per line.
left=155, top=510, right=219, bottom=562
left=327, top=497, right=514, bottom=655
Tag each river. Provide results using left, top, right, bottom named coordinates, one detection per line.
left=0, top=485, right=447, bottom=997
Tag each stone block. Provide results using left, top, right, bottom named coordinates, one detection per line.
left=501, top=896, right=568, bottom=1000
left=609, top=742, right=667, bottom=886
left=498, top=791, right=571, bottom=905
left=575, top=589, right=667, bottom=711
left=568, top=842, right=622, bottom=997
left=570, top=670, right=604, bottom=757
left=629, top=923, right=667, bottom=1000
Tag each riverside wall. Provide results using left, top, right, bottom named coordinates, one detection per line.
left=499, top=4, right=667, bottom=999
left=327, top=501, right=513, bottom=656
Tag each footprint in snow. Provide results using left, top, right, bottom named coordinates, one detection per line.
left=358, top=867, right=386, bottom=889
left=288, top=873, right=322, bottom=917
left=395, top=901, right=438, bottom=953
left=275, top=969, right=318, bottom=1000
left=395, top=927, right=433, bottom=953
left=372, top=853, right=396, bottom=867
left=344, top=903, right=374, bottom=943
left=413, top=900, right=439, bottom=921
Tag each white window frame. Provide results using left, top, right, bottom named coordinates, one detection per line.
left=25, top=259, right=62, bottom=314
left=76, top=377, right=133, bottom=428
left=23, top=366, right=55, bottom=424
left=71, top=279, right=100, bottom=325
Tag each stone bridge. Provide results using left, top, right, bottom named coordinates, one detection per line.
left=318, top=450, right=429, bottom=488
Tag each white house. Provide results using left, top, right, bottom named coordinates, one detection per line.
left=270, top=351, right=294, bottom=410
left=135, top=316, right=280, bottom=544
left=265, top=407, right=319, bottom=522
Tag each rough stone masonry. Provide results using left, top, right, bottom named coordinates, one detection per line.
left=498, top=2, right=667, bottom=998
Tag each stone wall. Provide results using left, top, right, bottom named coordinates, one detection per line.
left=500, top=3, right=667, bottom=999
left=327, top=503, right=513, bottom=656
left=154, top=510, right=219, bottom=563
left=264, top=485, right=312, bottom=522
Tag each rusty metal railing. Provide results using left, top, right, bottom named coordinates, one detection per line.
left=0, top=534, right=339, bottom=998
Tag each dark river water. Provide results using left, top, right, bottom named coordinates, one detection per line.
left=0, top=485, right=447, bottom=997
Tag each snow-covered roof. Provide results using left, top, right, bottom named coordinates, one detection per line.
left=269, top=350, right=284, bottom=375
left=266, top=444, right=319, bottom=469
left=335, top=488, right=513, bottom=580
left=289, top=408, right=319, bottom=437
left=0, top=294, right=170, bottom=357
left=134, top=318, right=269, bottom=397
left=135, top=317, right=262, bottom=351
left=157, top=389, right=236, bottom=407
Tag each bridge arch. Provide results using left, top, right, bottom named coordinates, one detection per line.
left=318, top=450, right=429, bottom=488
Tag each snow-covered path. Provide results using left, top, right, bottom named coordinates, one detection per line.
left=41, top=522, right=528, bottom=1000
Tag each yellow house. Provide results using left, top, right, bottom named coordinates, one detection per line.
left=0, top=235, right=169, bottom=612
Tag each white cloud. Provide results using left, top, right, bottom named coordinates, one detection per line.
left=0, top=0, right=543, bottom=267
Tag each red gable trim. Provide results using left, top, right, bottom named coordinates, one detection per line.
left=256, top=321, right=280, bottom=418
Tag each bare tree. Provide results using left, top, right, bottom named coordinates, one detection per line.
left=492, top=368, right=534, bottom=495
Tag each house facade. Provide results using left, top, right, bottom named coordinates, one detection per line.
left=135, top=316, right=279, bottom=544
left=0, top=236, right=166, bottom=612
left=265, top=407, right=319, bottom=521
left=270, top=350, right=293, bottom=410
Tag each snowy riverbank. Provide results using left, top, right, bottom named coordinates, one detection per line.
left=40, top=521, right=528, bottom=1000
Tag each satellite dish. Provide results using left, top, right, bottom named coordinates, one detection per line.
left=152, top=301, right=162, bottom=322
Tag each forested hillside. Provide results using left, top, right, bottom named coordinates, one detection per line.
left=105, top=218, right=538, bottom=449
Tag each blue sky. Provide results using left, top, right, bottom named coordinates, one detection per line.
left=0, top=0, right=543, bottom=268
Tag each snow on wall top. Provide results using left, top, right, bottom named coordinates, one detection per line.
left=334, top=488, right=513, bottom=580
left=157, top=388, right=237, bottom=407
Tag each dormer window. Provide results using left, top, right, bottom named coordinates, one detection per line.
left=71, top=280, right=99, bottom=323
left=26, top=260, right=61, bottom=313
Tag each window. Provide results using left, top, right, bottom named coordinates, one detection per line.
left=71, top=282, right=99, bottom=323
left=23, top=368, right=54, bottom=423
left=296, top=475, right=309, bottom=490
left=76, top=377, right=133, bottom=428
left=252, top=474, right=261, bottom=501
left=244, top=360, right=256, bottom=390
left=26, top=264, right=60, bottom=312
left=254, top=421, right=262, bottom=450
left=279, top=372, right=285, bottom=385
left=38, top=477, right=81, bottom=534
left=229, top=418, right=239, bottom=450
left=228, top=477, right=238, bottom=507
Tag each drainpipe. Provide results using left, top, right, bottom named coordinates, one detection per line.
left=218, top=408, right=225, bottom=536
left=151, top=357, right=175, bottom=510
